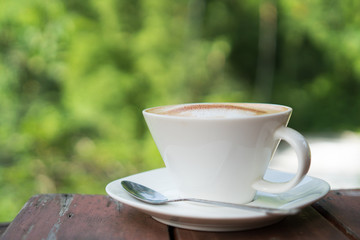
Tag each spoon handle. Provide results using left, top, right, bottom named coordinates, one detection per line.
left=168, top=198, right=300, bottom=215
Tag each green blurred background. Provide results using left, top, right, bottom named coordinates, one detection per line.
left=1, top=0, right=359, bottom=221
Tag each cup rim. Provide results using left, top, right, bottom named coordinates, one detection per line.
left=143, top=102, right=292, bottom=120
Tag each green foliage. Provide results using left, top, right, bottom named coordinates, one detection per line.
left=273, top=0, right=360, bottom=131
left=0, top=0, right=359, bottom=221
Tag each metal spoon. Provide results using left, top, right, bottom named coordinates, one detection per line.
left=121, top=180, right=300, bottom=215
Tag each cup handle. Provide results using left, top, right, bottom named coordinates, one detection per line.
left=252, top=126, right=311, bottom=193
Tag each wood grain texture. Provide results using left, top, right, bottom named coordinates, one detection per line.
left=2, top=190, right=359, bottom=240
left=313, top=189, right=360, bottom=240
left=173, top=206, right=350, bottom=240
left=1, top=194, right=169, bottom=240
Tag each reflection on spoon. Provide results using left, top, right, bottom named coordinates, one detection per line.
left=121, top=180, right=300, bottom=215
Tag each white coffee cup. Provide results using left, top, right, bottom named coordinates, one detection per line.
left=143, top=103, right=311, bottom=204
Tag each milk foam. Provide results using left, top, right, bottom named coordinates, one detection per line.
left=146, top=103, right=288, bottom=118
left=175, top=108, right=257, bottom=118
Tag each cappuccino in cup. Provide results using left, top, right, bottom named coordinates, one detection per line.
left=143, top=103, right=310, bottom=204
left=146, top=103, right=288, bottom=118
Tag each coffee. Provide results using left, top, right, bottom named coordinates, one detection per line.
left=146, top=103, right=288, bottom=118
left=143, top=102, right=310, bottom=204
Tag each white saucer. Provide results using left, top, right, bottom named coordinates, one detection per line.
left=106, top=168, right=330, bottom=232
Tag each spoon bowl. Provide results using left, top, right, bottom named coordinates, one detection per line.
left=121, top=180, right=300, bottom=215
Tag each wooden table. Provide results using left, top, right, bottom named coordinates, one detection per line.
left=1, top=189, right=359, bottom=240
